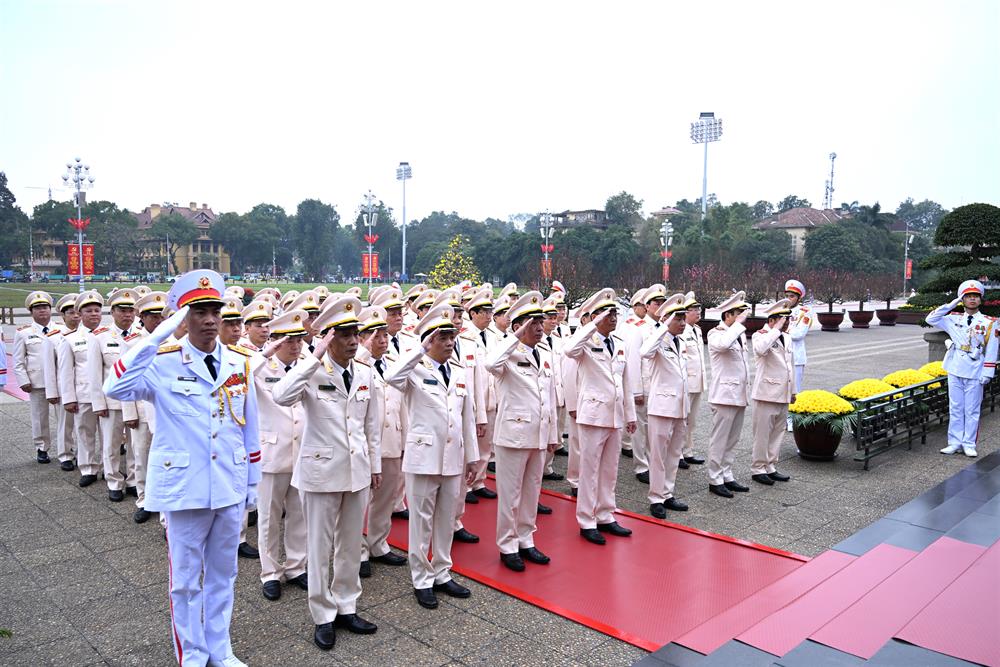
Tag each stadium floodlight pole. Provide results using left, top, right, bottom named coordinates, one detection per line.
left=61, top=157, right=94, bottom=292
left=396, top=162, right=412, bottom=281
left=690, top=112, right=722, bottom=264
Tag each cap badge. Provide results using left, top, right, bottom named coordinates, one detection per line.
left=345, top=303, right=353, bottom=311
left=293, top=315, right=301, bottom=322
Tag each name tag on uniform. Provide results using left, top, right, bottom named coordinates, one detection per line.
left=318, top=384, right=337, bottom=391
left=423, top=378, right=439, bottom=385
left=176, top=376, right=197, bottom=382
left=265, top=377, right=280, bottom=383
left=591, top=347, right=604, bottom=352
left=517, top=361, right=532, bottom=367
left=107, top=342, right=119, bottom=348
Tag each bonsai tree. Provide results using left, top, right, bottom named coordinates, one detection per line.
left=844, top=273, right=873, bottom=311
left=806, top=268, right=846, bottom=313
left=869, top=273, right=900, bottom=311
left=739, top=263, right=773, bottom=316
left=682, top=264, right=733, bottom=318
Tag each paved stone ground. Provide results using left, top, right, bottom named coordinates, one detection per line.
left=1, top=322, right=996, bottom=666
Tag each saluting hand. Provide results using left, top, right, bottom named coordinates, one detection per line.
left=421, top=329, right=440, bottom=353
left=312, top=327, right=336, bottom=360
left=261, top=336, right=287, bottom=359
left=513, top=318, right=533, bottom=343
left=593, top=309, right=613, bottom=327
left=735, top=309, right=750, bottom=325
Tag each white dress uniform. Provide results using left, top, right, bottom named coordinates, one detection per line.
left=706, top=292, right=752, bottom=488
left=749, top=305, right=795, bottom=476
left=682, top=319, right=708, bottom=459
left=563, top=290, right=637, bottom=530
left=42, top=317, right=76, bottom=465
left=540, top=318, right=564, bottom=477
left=271, top=297, right=381, bottom=626
left=785, top=280, right=810, bottom=392
left=620, top=286, right=657, bottom=475
left=13, top=292, right=59, bottom=458
left=561, top=349, right=582, bottom=490
left=57, top=293, right=104, bottom=479
left=927, top=280, right=999, bottom=455
left=485, top=293, right=558, bottom=557
left=128, top=291, right=169, bottom=514
left=384, top=306, right=479, bottom=591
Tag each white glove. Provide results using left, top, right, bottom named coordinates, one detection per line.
left=151, top=306, right=190, bottom=346
left=981, top=376, right=992, bottom=386
left=950, top=296, right=963, bottom=309
left=246, top=483, right=258, bottom=510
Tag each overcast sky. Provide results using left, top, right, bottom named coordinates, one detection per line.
left=2, top=1, right=997, bottom=226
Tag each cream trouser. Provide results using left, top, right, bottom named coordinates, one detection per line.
left=258, top=472, right=307, bottom=583
left=407, top=472, right=461, bottom=590
left=470, top=408, right=497, bottom=490
left=575, top=423, right=622, bottom=529
left=132, top=421, right=152, bottom=508
left=55, top=400, right=75, bottom=462
left=566, top=418, right=581, bottom=489
left=647, top=415, right=687, bottom=504
left=707, top=403, right=745, bottom=486
left=363, top=457, right=403, bottom=560
left=100, top=409, right=135, bottom=491
left=29, top=389, right=51, bottom=451
left=302, top=487, right=369, bottom=624
left=73, top=403, right=100, bottom=476
left=494, top=446, right=545, bottom=554
left=683, top=392, right=703, bottom=458
left=751, top=400, right=788, bottom=475
left=626, top=399, right=650, bottom=474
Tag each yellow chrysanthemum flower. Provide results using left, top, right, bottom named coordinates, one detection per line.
left=883, top=369, right=935, bottom=388
left=839, top=378, right=896, bottom=400
left=919, top=361, right=948, bottom=377
left=789, top=390, right=855, bottom=415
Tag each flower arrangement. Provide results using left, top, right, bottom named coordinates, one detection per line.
left=789, top=389, right=858, bottom=435
left=918, top=361, right=948, bottom=377
left=883, top=369, right=935, bottom=388
left=839, top=378, right=896, bottom=401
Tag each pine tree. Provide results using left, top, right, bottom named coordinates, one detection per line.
left=428, top=235, right=482, bottom=289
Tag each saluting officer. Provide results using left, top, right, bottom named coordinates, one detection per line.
left=43, top=294, right=80, bottom=470
left=680, top=292, right=707, bottom=467
left=103, top=270, right=260, bottom=667
left=539, top=295, right=566, bottom=488
left=130, top=291, right=169, bottom=523
left=272, top=295, right=382, bottom=650
left=58, top=291, right=105, bottom=487
left=14, top=291, right=58, bottom=463
left=485, top=291, right=559, bottom=571
left=783, top=279, right=811, bottom=393
left=749, top=300, right=795, bottom=485
left=384, top=304, right=479, bottom=610
left=927, top=279, right=999, bottom=457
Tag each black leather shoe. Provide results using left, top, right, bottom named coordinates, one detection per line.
left=472, top=487, right=497, bottom=499
left=359, top=560, right=372, bottom=579
left=768, top=471, right=790, bottom=482
left=334, top=613, right=377, bottom=634
left=635, top=471, right=650, bottom=484
left=554, top=447, right=568, bottom=457
left=125, top=486, right=138, bottom=498
left=60, top=460, right=75, bottom=471
left=247, top=509, right=258, bottom=527
left=262, top=580, right=281, bottom=601
left=238, top=542, right=260, bottom=559
left=724, top=480, right=750, bottom=492
left=433, top=579, right=471, bottom=598
left=677, top=458, right=690, bottom=469
left=500, top=552, right=526, bottom=572
left=570, top=487, right=578, bottom=498
left=709, top=484, right=734, bottom=498
left=313, top=622, right=335, bottom=650
left=650, top=503, right=667, bottom=519
left=108, top=489, right=125, bottom=502
left=36, top=449, right=50, bottom=464
left=684, top=456, right=706, bottom=465
left=373, top=552, right=407, bottom=566
left=597, top=521, right=632, bottom=537
left=536, top=503, right=552, bottom=515
left=79, top=474, right=97, bottom=487
left=543, top=472, right=564, bottom=481
left=486, top=461, right=496, bottom=473
left=621, top=448, right=633, bottom=458
left=391, top=509, right=410, bottom=520
left=664, top=498, right=689, bottom=512
left=453, top=528, right=479, bottom=543
left=752, top=473, right=775, bottom=486
left=519, top=547, right=550, bottom=564
left=580, top=528, right=606, bottom=545
left=464, top=491, right=479, bottom=504
left=133, top=508, right=151, bottom=524
left=288, top=572, right=308, bottom=590
left=414, top=587, right=438, bottom=609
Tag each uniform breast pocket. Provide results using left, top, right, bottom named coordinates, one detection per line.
left=260, top=431, right=278, bottom=446
left=149, top=451, right=190, bottom=495
left=317, top=390, right=343, bottom=414
left=169, top=382, right=202, bottom=416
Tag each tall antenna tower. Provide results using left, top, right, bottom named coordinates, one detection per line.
left=823, top=152, right=837, bottom=210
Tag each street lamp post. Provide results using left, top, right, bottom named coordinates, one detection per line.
left=902, top=218, right=913, bottom=298
left=659, top=220, right=674, bottom=284
left=396, top=162, right=412, bottom=281
left=690, top=112, right=723, bottom=262
left=61, top=157, right=94, bottom=293
left=539, top=211, right=554, bottom=286
left=363, top=190, right=378, bottom=290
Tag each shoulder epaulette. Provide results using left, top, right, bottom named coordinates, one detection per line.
left=227, top=344, right=253, bottom=357
left=17, top=324, right=30, bottom=331
left=93, top=327, right=108, bottom=335
left=157, top=343, right=181, bottom=355
left=354, top=358, right=370, bottom=367
left=634, top=319, right=647, bottom=326
left=46, top=329, right=61, bottom=337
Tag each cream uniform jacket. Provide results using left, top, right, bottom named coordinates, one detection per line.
left=707, top=321, right=751, bottom=407
left=41, top=327, right=70, bottom=401
left=640, top=326, right=690, bottom=419
left=484, top=334, right=559, bottom=450
left=622, top=315, right=656, bottom=396
left=454, top=330, right=489, bottom=425
left=13, top=322, right=58, bottom=389
left=357, top=346, right=407, bottom=459
left=682, top=323, right=709, bottom=393
left=385, top=346, right=479, bottom=476
left=252, top=355, right=306, bottom=474
left=272, top=354, right=382, bottom=493
left=87, top=324, right=142, bottom=419
left=57, top=327, right=97, bottom=405
left=563, top=320, right=637, bottom=429
left=751, top=325, right=795, bottom=403
left=541, top=333, right=565, bottom=408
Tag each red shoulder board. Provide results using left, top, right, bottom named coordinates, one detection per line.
left=93, top=327, right=108, bottom=335
left=46, top=329, right=61, bottom=337
left=634, top=320, right=646, bottom=326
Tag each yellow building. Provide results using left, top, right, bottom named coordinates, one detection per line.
left=752, top=207, right=847, bottom=264
left=133, top=202, right=231, bottom=276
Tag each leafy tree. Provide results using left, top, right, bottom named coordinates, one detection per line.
left=804, top=224, right=866, bottom=272
left=777, top=195, right=812, bottom=212
left=605, top=191, right=644, bottom=227
left=149, top=213, right=200, bottom=274
left=292, top=199, right=340, bottom=281
left=731, top=230, right=793, bottom=270
left=428, top=235, right=481, bottom=288
left=914, top=204, right=1000, bottom=306
left=895, top=198, right=948, bottom=234
left=30, top=198, right=78, bottom=243
left=83, top=201, right=141, bottom=273
left=751, top=200, right=774, bottom=219
left=411, top=241, right=448, bottom=275
left=0, top=172, right=29, bottom=267
left=333, top=225, right=360, bottom=278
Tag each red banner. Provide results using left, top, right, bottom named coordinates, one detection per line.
left=540, top=258, right=552, bottom=280
left=362, top=252, right=379, bottom=278
left=67, top=244, right=95, bottom=276
left=662, top=263, right=670, bottom=282
left=905, top=258, right=913, bottom=279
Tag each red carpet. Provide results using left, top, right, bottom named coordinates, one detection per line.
left=387, top=482, right=805, bottom=651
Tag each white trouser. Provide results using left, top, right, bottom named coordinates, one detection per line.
left=73, top=403, right=100, bottom=476
left=575, top=423, right=622, bottom=529
left=363, top=457, right=403, bottom=560
left=683, top=392, right=702, bottom=458
left=407, top=472, right=461, bottom=590
left=566, top=418, right=581, bottom=489
left=470, top=408, right=497, bottom=490
left=648, top=415, right=687, bottom=504
left=631, top=399, right=650, bottom=474
left=751, top=400, right=787, bottom=475
left=948, top=374, right=984, bottom=450
left=132, top=421, right=152, bottom=508
left=794, top=365, right=805, bottom=393
left=302, top=488, right=369, bottom=624
left=258, top=472, right=307, bottom=584
left=29, top=389, right=51, bottom=451
left=55, top=401, right=75, bottom=462
left=494, top=446, right=545, bottom=554
left=164, top=502, right=243, bottom=666
left=100, top=409, right=135, bottom=490
left=707, top=403, right=746, bottom=486
left=543, top=404, right=569, bottom=475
